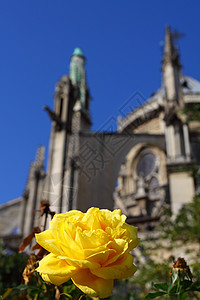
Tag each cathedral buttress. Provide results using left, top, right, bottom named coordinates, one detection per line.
left=162, top=26, right=182, bottom=111
left=162, top=26, right=191, bottom=163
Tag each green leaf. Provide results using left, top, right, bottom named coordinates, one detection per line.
left=152, top=282, right=169, bottom=292
left=184, top=281, right=200, bottom=292
left=180, top=293, right=189, bottom=300
left=168, top=283, right=178, bottom=294
left=63, top=284, right=76, bottom=294
left=60, top=292, right=72, bottom=299
left=191, top=280, right=200, bottom=288
left=145, top=291, right=167, bottom=299
left=28, top=289, right=39, bottom=299
left=15, top=284, right=29, bottom=290
left=180, top=279, right=192, bottom=291
left=72, top=291, right=85, bottom=300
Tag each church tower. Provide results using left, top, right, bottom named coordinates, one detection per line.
left=69, top=47, right=91, bottom=131
left=162, top=26, right=182, bottom=110
left=162, top=26, right=194, bottom=213
left=163, top=26, right=191, bottom=163
left=43, top=48, right=91, bottom=214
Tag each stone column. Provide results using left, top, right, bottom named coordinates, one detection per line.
left=183, top=124, right=191, bottom=160
left=165, top=126, right=172, bottom=160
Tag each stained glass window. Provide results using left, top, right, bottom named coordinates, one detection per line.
left=136, top=152, right=157, bottom=177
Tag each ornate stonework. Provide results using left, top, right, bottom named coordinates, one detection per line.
left=1, top=27, right=200, bottom=249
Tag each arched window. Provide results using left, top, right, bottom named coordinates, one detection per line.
left=136, top=151, right=157, bottom=178
left=135, top=150, right=160, bottom=202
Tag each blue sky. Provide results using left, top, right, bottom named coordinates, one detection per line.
left=0, top=0, right=200, bottom=204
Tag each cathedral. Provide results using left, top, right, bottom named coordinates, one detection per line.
left=1, top=26, right=200, bottom=250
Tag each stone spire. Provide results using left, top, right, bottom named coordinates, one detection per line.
left=163, top=26, right=180, bottom=66
left=69, top=47, right=87, bottom=110
left=162, top=26, right=182, bottom=109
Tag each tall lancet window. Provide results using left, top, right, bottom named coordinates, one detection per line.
left=59, top=97, right=63, bottom=119
left=135, top=149, right=160, bottom=202
left=174, top=120, right=185, bottom=159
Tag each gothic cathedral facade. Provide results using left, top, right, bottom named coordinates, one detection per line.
left=1, top=27, right=200, bottom=250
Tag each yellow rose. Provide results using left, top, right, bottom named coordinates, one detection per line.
left=36, top=207, right=139, bottom=298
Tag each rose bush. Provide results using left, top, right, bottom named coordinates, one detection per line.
left=36, top=207, right=139, bottom=298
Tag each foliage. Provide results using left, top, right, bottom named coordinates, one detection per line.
left=157, top=195, right=200, bottom=244
left=145, top=258, right=200, bottom=299
left=2, top=272, right=92, bottom=300
left=1, top=196, right=200, bottom=299
left=172, top=195, right=200, bottom=244
left=182, top=104, right=200, bottom=122
left=0, top=241, right=27, bottom=296
left=114, top=196, right=200, bottom=299
left=124, top=258, right=170, bottom=299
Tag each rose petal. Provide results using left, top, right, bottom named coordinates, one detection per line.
left=102, top=239, right=128, bottom=266
left=37, top=253, right=77, bottom=276
left=123, top=223, right=139, bottom=251
left=96, top=208, right=125, bottom=230
left=72, top=268, right=113, bottom=298
left=36, top=221, right=84, bottom=260
left=75, top=227, right=109, bottom=250
left=35, top=231, right=64, bottom=256
left=86, top=248, right=116, bottom=264
left=82, top=208, right=102, bottom=230
left=41, top=273, right=69, bottom=286
left=57, top=255, right=100, bottom=269
left=91, top=253, right=137, bottom=279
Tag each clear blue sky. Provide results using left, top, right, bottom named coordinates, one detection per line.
left=0, top=0, right=200, bottom=204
